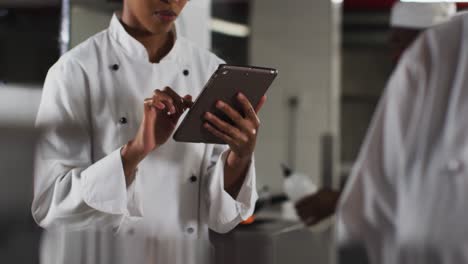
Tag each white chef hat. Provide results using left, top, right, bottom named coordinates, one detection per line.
left=390, top=1, right=457, bottom=29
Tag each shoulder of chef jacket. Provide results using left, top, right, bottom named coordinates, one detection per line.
left=336, top=14, right=468, bottom=263
left=31, top=14, right=258, bottom=236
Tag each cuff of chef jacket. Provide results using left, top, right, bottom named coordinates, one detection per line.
left=210, top=150, right=259, bottom=233
left=81, top=147, right=143, bottom=225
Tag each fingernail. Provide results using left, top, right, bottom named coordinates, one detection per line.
left=204, top=112, right=210, bottom=119
left=216, top=101, right=223, bottom=108
left=238, top=93, right=245, bottom=99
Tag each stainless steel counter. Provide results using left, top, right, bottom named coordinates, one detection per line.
left=210, top=218, right=333, bottom=264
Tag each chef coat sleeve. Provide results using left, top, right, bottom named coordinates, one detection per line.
left=206, top=145, right=259, bottom=234
left=336, top=34, right=430, bottom=263
left=31, top=57, right=143, bottom=231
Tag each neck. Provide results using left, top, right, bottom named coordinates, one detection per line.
left=120, top=11, right=174, bottom=63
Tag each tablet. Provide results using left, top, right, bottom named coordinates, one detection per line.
left=173, top=64, right=278, bottom=144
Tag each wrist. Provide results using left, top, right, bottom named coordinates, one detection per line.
left=227, top=151, right=252, bottom=167
left=121, top=141, right=149, bottom=186
left=121, top=141, right=147, bottom=170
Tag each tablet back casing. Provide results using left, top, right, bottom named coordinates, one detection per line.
left=173, top=65, right=278, bottom=144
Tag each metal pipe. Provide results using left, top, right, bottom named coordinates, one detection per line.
left=59, top=0, right=70, bottom=55
left=320, top=133, right=334, bottom=189
left=287, top=96, right=299, bottom=169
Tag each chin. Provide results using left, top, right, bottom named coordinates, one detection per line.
left=147, top=23, right=174, bottom=35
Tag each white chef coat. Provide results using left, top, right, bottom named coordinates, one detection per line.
left=337, top=14, right=468, bottom=264
left=32, top=14, right=258, bottom=264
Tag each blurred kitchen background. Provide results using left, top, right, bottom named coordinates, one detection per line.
left=1, top=0, right=466, bottom=263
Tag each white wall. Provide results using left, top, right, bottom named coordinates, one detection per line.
left=0, top=85, right=42, bottom=127
left=70, top=4, right=115, bottom=48
left=175, top=0, right=212, bottom=49
left=250, top=0, right=342, bottom=192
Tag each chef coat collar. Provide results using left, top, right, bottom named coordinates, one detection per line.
left=108, top=13, right=181, bottom=63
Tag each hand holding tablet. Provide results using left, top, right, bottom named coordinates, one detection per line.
left=173, top=64, right=278, bottom=144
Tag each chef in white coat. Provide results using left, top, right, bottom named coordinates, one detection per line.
left=296, top=1, right=456, bottom=227
left=32, top=0, right=263, bottom=263
left=389, top=2, right=457, bottom=64
left=336, top=11, right=468, bottom=264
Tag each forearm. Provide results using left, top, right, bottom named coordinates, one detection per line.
left=224, top=150, right=252, bottom=198
left=121, top=140, right=147, bottom=187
